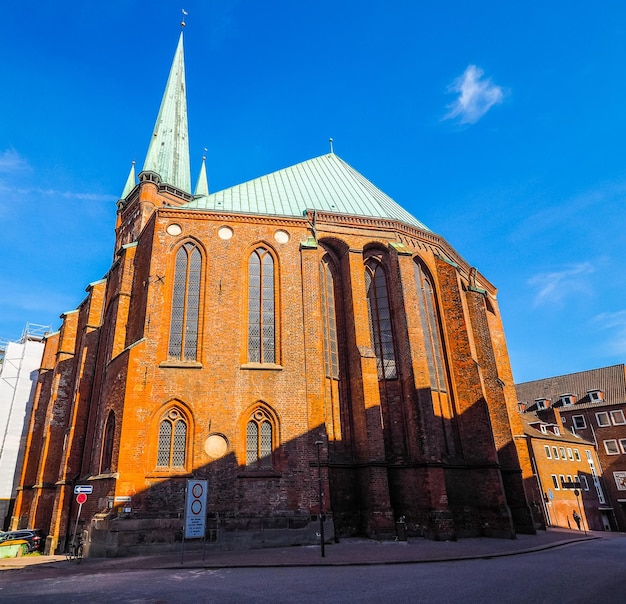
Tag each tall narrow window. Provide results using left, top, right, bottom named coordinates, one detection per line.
left=157, top=408, right=187, bottom=469
left=245, top=408, right=274, bottom=469
left=414, top=262, right=449, bottom=393
left=320, top=258, right=339, bottom=379
left=248, top=247, right=275, bottom=363
left=168, top=243, right=201, bottom=360
left=365, top=260, right=397, bottom=379
left=100, top=411, right=115, bottom=473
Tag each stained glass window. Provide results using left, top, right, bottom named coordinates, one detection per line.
left=248, top=248, right=275, bottom=363
left=365, top=261, right=397, bottom=380
left=246, top=409, right=274, bottom=469
left=320, top=259, right=339, bottom=379
left=100, top=411, right=115, bottom=473
left=157, top=409, right=187, bottom=469
left=414, top=262, right=448, bottom=393
left=168, top=243, right=201, bottom=360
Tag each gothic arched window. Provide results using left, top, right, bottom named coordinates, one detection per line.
left=414, top=261, right=449, bottom=393
left=365, top=260, right=397, bottom=379
left=245, top=408, right=275, bottom=469
left=320, top=258, right=339, bottom=379
left=248, top=247, right=275, bottom=363
left=100, top=411, right=115, bottom=474
left=157, top=408, right=188, bottom=469
left=168, top=242, right=202, bottom=361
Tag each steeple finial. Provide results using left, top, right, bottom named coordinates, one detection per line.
left=181, top=8, right=188, bottom=28
left=329, top=138, right=334, bottom=154
left=142, top=32, right=191, bottom=193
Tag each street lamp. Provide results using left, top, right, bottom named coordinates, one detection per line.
left=315, top=440, right=325, bottom=558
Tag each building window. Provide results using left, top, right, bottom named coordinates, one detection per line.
left=559, top=447, right=566, bottom=460
left=588, top=389, right=604, bottom=402
left=596, top=412, right=611, bottom=427
left=552, top=446, right=559, bottom=459
left=573, top=415, right=586, bottom=429
left=535, top=398, right=548, bottom=410
left=100, top=411, right=115, bottom=473
left=320, top=258, right=339, bottom=379
left=157, top=408, right=187, bottom=468
left=620, top=439, right=626, bottom=454
left=553, top=427, right=561, bottom=436
left=365, top=260, right=397, bottom=380
left=245, top=408, right=275, bottom=469
left=168, top=242, right=201, bottom=361
left=559, top=395, right=574, bottom=406
left=248, top=247, right=276, bottom=363
left=540, top=425, right=547, bottom=434
left=604, top=440, right=620, bottom=455
left=579, top=475, right=589, bottom=490
left=414, top=261, right=449, bottom=392
left=574, top=448, right=581, bottom=461
left=552, top=475, right=560, bottom=490
left=559, top=474, right=566, bottom=486
left=611, top=409, right=626, bottom=425
left=544, top=445, right=552, bottom=459
left=567, top=448, right=574, bottom=460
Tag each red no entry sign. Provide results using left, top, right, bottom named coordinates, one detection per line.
left=76, top=493, right=87, bottom=504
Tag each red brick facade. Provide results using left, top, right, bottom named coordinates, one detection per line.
left=12, top=172, right=536, bottom=554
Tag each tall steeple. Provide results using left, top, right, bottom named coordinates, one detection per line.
left=142, top=32, right=191, bottom=194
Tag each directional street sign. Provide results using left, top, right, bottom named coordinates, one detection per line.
left=74, top=485, right=93, bottom=494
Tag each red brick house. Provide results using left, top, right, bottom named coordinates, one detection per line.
left=517, top=364, right=626, bottom=532
left=518, top=412, right=606, bottom=531
left=12, top=32, right=534, bottom=556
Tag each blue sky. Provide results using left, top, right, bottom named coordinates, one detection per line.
left=2, top=1, right=626, bottom=383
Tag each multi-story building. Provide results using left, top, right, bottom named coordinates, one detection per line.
left=517, top=364, right=626, bottom=531
left=0, top=324, right=47, bottom=528
left=13, top=31, right=535, bottom=556
left=518, top=412, right=606, bottom=531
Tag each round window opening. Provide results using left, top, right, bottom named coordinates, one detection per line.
left=204, top=434, right=229, bottom=460
left=166, top=223, right=182, bottom=236
left=274, top=230, right=290, bottom=244
left=218, top=226, right=234, bottom=240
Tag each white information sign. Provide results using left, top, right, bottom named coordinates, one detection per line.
left=184, top=479, right=208, bottom=539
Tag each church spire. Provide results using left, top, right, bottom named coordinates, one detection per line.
left=194, top=152, right=209, bottom=199
left=120, top=161, right=136, bottom=199
left=142, top=32, right=191, bottom=194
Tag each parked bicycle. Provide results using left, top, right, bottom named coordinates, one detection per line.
left=65, top=536, right=83, bottom=563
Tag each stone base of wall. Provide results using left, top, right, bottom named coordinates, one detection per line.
left=87, top=513, right=335, bottom=558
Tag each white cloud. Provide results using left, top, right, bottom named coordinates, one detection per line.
left=0, top=148, right=31, bottom=173
left=592, top=310, right=626, bottom=355
left=445, top=65, right=504, bottom=125
left=528, top=262, right=594, bottom=307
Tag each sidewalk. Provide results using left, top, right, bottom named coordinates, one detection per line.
left=0, top=528, right=601, bottom=572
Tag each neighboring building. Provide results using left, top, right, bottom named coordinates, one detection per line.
left=0, top=324, right=48, bottom=529
left=13, top=32, right=535, bottom=556
left=519, top=412, right=606, bottom=531
left=517, top=364, right=626, bottom=532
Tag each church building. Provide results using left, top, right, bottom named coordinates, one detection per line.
left=13, top=32, right=535, bottom=556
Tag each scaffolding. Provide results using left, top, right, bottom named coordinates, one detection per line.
left=0, top=323, right=51, bottom=365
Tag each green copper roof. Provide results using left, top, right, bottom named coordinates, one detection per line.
left=193, top=156, right=209, bottom=199
left=184, top=153, right=430, bottom=231
left=120, top=161, right=136, bottom=198
left=142, top=32, right=191, bottom=193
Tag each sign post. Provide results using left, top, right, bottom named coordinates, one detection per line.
left=71, top=489, right=89, bottom=552
left=181, top=479, right=208, bottom=564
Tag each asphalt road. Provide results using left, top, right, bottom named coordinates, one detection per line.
left=1, top=536, right=625, bottom=603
